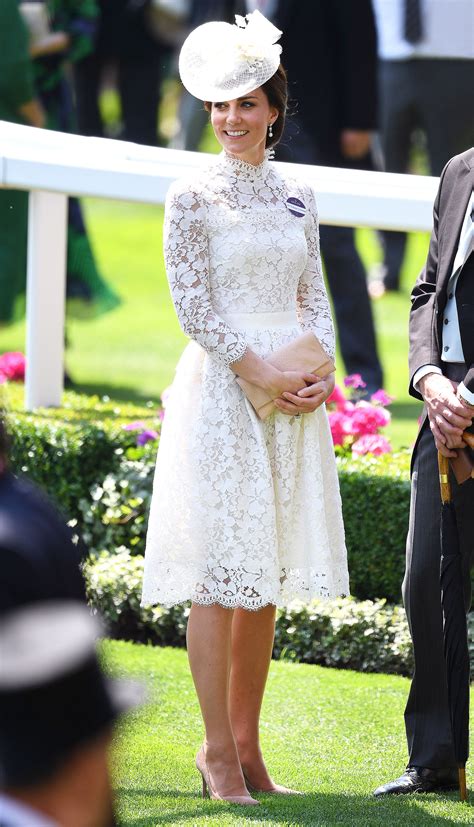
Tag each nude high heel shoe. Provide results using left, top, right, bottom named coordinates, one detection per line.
left=243, top=771, right=303, bottom=795
left=196, top=749, right=259, bottom=806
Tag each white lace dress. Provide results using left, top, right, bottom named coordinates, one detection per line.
left=142, top=151, right=349, bottom=610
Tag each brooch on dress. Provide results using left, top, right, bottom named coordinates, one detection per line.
left=285, top=197, right=306, bottom=218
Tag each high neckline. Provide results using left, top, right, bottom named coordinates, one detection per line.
left=218, top=149, right=272, bottom=180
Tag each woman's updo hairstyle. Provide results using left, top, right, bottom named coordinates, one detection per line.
left=204, top=63, right=288, bottom=150
left=261, top=63, right=287, bottom=148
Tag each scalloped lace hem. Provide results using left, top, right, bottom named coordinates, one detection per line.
left=141, top=585, right=350, bottom=611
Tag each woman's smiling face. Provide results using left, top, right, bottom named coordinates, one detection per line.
left=210, top=86, right=277, bottom=165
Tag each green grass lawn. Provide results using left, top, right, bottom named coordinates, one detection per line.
left=107, top=640, right=474, bottom=827
left=0, top=191, right=429, bottom=449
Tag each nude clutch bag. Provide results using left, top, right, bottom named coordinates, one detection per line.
left=236, top=332, right=335, bottom=420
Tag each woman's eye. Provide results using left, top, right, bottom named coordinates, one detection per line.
left=241, top=101, right=254, bottom=108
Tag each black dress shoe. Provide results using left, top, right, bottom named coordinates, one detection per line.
left=374, top=766, right=459, bottom=797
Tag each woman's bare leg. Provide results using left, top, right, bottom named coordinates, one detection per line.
left=229, top=604, right=277, bottom=788
left=186, top=602, right=249, bottom=797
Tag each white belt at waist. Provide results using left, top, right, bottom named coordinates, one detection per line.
left=220, top=310, right=299, bottom=330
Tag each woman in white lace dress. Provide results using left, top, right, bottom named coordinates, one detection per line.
left=142, top=12, right=348, bottom=805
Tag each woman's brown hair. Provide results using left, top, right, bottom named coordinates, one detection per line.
left=204, top=63, right=288, bottom=149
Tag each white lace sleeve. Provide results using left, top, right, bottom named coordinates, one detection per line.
left=163, top=182, right=248, bottom=365
left=297, top=187, right=336, bottom=361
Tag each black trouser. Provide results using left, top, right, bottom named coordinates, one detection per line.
left=74, top=48, right=162, bottom=146
left=378, top=58, right=474, bottom=290
left=403, top=364, right=474, bottom=768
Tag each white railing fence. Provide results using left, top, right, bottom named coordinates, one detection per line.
left=0, top=120, right=438, bottom=410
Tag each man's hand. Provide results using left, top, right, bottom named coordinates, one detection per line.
left=419, top=373, right=473, bottom=457
left=340, top=130, right=371, bottom=159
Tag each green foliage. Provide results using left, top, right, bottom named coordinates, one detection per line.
left=86, top=550, right=474, bottom=677
left=84, top=549, right=188, bottom=646
left=6, top=385, right=412, bottom=601
left=79, top=450, right=412, bottom=603
left=78, top=459, right=155, bottom=556
left=8, top=414, right=125, bottom=517
left=5, top=387, right=160, bottom=517
left=84, top=549, right=414, bottom=675
left=337, top=452, right=411, bottom=602
left=274, top=598, right=414, bottom=676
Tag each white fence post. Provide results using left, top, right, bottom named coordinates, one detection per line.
left=25, top=190, right=67, bottom=410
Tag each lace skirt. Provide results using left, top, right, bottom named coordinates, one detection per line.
left=142, top=310, right=349, bottom=610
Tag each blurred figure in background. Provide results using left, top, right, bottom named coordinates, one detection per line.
left=0, top=602, right=140, bottom=827
left=0, top=0, right=45, bottom=326
left=259, top=0, right=384, bottom=395
left=74, top=0, right=178, bottom=146
left=371, top=0, right=474, bottom=296
left=31, top=0, right=121, bottom=314
left=0, top=0, right=120, bottom=328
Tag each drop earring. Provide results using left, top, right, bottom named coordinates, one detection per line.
left=267, top=122, right=275, bottom=159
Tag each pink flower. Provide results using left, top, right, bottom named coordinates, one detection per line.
left=370, top=389, right=394, bottom=406
left=344, top=374, right=366, bottom=389
left=326, top=384, right=346, bottom=410
left=123, top=421, right=148, bottom=431
left=328, top=411, right=350, bottom=446
left=352, top=434, right=392, bottom=456
left=0, top=351, right=25, bottom=382
left=136, top=429, right=159, bottom=446
left=347, top=402, right=391, bottom=436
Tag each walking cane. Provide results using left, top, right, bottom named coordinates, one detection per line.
left=438, top=439, right=471, bottom=802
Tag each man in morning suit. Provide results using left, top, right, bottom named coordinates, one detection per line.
left=375, top=148, right=474, bottom=795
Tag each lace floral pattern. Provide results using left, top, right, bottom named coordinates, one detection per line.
left=142, top=152, right=348, bottom=609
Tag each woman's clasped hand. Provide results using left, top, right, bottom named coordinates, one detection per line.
left=274, top=372, right=336, bottom=416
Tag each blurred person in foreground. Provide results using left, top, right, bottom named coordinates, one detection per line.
left=0, top=601, right=141, bottom=827
left=374, top=147, right=474, bottom=796
left=371, top=0, right=474, bottom=296
left=0, top=412, right=86, bottom=613
left=256, top=0, right=383, bottom=396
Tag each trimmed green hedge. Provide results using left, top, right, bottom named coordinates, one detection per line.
left=337, top=452, right=411, bottom=602
left=6, top=386, right=474, bottom=676
left=84, top=548, right=415, bottom=675
left=6, top=386, right=411, bottom=602
left=5, top=387, right=159, bottom=517
left=83, top=548, right=474, bottom=676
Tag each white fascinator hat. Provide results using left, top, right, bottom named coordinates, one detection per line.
left=179, top=10, right=283, bottom=103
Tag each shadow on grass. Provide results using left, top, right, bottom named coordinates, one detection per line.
left=72, top=382, right=160, bottom=407
left=117, top=787, right=473, bottom=827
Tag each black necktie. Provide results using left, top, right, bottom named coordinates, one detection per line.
left=404, top=0, right=423, bottom=44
